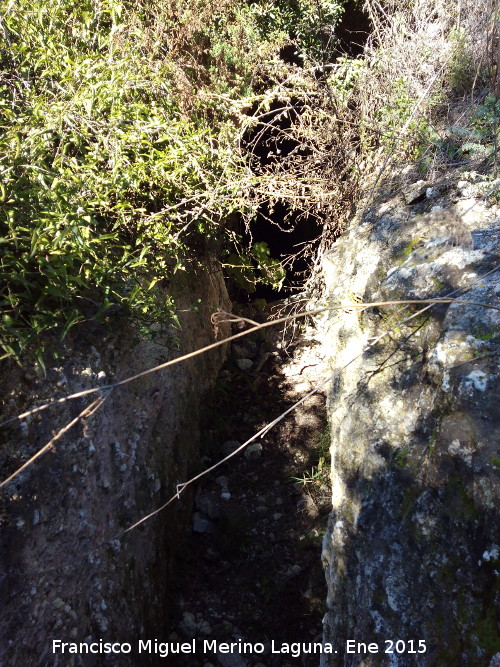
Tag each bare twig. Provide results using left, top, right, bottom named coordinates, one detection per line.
left=0, top=392, right=110, bottom=488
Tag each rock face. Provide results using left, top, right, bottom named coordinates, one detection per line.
left=0, top=262, right=230, bottom=665
left=320, top=172, right=500, bottom=666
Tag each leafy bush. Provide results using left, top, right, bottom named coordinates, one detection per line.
left=224, top=241, right=286, bottom=292
left=250, top=0, right=344, bottom=62
left=0, top=0, right=270, bottom=363
left=0, top=0, right=351, bottom=365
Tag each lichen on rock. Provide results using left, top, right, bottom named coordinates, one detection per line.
left=320, top=171, right=500, bottom=666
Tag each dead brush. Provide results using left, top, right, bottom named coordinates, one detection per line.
left=355, top=0, right=493, bottom=181
left=238, top=64, right=363, bottom=264
left=488, top=0, right=500, bottom=97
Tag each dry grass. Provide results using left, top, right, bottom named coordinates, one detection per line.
left=327, top=0, right=497, bottom=203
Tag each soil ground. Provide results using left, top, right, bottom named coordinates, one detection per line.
left=168, top=301, right=332, bottom=667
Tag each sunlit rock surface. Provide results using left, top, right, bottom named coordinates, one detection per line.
left=320, top=172, right=500, bottom=666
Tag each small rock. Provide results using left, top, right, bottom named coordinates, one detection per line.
left=222, top=441, right=241, bottom=456
left=403, top=179, right=429, bottom=204
left=236, top=358, right=253, bottom=371
left=282, top=564, right=302, bottom=580
left=192, top=512, right=214, bottom=534
left=95, top=613, right=108, bottom=632
left=244, top=443, right=263, bottom=460
left=177, top=613, right=211, bottom=638
left=197, top=619, right=212, bottom=636
left=297, top=495, right=316, bottom=512
left=273, top=513, right=282, bottom=520
left=216, top=476, right=229, bottom=488
left=178, top=612, right=197, bottom=638
left=196, top=495, right=220, bottom=520
left=232, top=340, right=258, bottom=359
left=203, top=548, right=221, bottom=563
left=488, top=653, right=500, bottom=667
left=217, top=650, right=247, bottom=667
left=220, top=492, right=231, bottom=500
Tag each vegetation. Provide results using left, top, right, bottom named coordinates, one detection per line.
left=0, top=0, right=496, bottom=366
left=291, top=424, right=331, bottom=487
left=0, top=0, right=349, bottom=365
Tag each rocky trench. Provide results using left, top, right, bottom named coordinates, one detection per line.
left=165, top=307, right=333, bottom=667
left=1, top=168, right=500, bottom=667
left=0, top=258, right=333, bottom=667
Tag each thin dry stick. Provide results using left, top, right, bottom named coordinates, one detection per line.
left=1, top=392, right=110, bottom=488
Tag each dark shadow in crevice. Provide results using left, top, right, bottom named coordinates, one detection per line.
left=335, top=0, right=372, bottom=57
left=237, top=98, right=322, bottom=301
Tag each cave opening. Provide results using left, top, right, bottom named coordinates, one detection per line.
left=228, top=2, right=372, bottom=304
left=230, top=94, right=324, bottom=304
left=335, top=0, right=372, bottom=57
left=244, top=202, right=323, bottom=301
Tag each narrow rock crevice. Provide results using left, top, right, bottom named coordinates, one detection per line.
left=167, top=305, right=332, bottom=666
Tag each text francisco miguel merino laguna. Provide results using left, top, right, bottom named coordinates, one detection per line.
left=52, top=638, right=342, bottom=659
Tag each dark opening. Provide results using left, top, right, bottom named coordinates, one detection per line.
left=247, top=203, right=322, bottom=300
left=234, top=96, right=322, bottom=302
left=335, top=0, right=372, bottom=57
left=228, top=3, right=372, bottom=303
left=279, top=43, right=304, bottom=67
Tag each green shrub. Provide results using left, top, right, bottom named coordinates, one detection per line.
left=0, top=0, right=300, bottom=364
left=250, top=0, right=344, bottom=62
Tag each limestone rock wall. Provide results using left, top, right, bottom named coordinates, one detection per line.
left=320, top=172, right=500, bottom=666
left=0, top=261, right=231, bottom=665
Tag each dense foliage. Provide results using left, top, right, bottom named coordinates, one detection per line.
left=0, top=0, right=347, bottom=364
left=0, top=0, right=492, bottom=365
